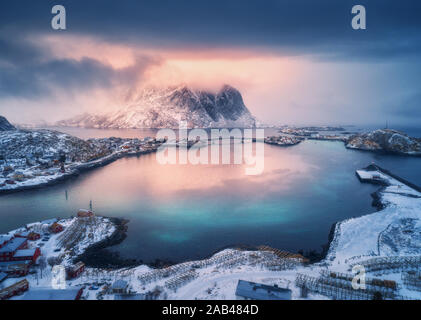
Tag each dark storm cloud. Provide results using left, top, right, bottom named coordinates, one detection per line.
left=0, top=34, right=160, bottom=98
left=1, top=0, right=421, bottom=59
left=0, top=36, right=112, bottom=97
left=0, top=0, right=420, bottom=124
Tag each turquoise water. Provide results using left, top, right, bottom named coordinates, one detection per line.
left=1, top=128, right=421, bottom=263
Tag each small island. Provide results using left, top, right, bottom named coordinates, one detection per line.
left=346, top=129, right=421, bottom=155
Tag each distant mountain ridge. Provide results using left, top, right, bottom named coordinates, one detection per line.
left=57, top=85, right=256, bottom=129
left=0, top=116, right=16, bottom=131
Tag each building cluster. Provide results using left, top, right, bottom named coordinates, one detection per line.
left=89, top=137, right=164, bottom=155
left=0, top=235, right=41, bottom=265
left=0, top=217, right=88, bottom=300
left=264, top=135, right=303, bottom=146
left=0, top=134, right=165, bottom=190
left=0, top=232, right=41, bottom=300
left=279, top=127, right=317, bottom=137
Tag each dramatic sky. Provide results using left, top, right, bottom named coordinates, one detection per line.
left=0, top=0, right=420, bottom=126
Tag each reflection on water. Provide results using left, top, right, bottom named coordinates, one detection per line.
left=1, top=128, right=421, bottom=263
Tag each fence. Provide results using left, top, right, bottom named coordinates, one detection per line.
left=402, top=271, right=421, bottom=292
left=295, top=272, right=413, bottom=300
left=349, top=256, right=421, bottom=274
left=164, top=271, right=198, bottom=292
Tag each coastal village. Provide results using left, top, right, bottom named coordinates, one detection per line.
left=0, top=130, right=165, bottom=192
left=1, top=164, right=421, bottom=300
left=1, top=118, right=421, bottom=300
left=2, top=122, right=420, bottom=194
left=265, top=126, right=353, bottom=147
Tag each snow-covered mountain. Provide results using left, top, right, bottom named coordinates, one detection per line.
left=57, top=85, right=256, bottom=129
left=0, top=116, right=15, bottom=131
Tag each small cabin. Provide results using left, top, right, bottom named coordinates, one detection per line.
left=111, top=280, right=129, bottom=294
left=66, top=261, right=85, bottom=279
left=15, top=231, right=41, bottom=241
left=0, top=237, right=28, bottom=262
left=0, top=279, right=29, bottom=300
left=50, top=222, right=64, bottom=234
left=27, top=232, right=41, bottom=241
left=12, top=248, right=41, bottom=263
left=0, top=235, right=13, bottom=249
left=0, top=260, right=31, bottom=277
left=77, top=209, right=94, bottom=218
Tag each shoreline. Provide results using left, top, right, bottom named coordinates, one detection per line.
left=0, top=148, right=157, bottom=195
left=2, top=164, right=421, bottom=300
left=325, top=164, right=421, bottom=263
left=74, top=217, right=141, bottom=269
left=2, top=130, right=419, bottom=195
left=134, top=164, right=421, bottom=268
left=2, top=160, right=419, bottom=269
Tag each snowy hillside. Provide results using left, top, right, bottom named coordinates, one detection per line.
left=57, top=85, right=256, bottom=129
left=0, top=115, right=15, bottom=131
left=0, top=129, right=108, bottom=165
left=0, top=129, right=163, bottom=192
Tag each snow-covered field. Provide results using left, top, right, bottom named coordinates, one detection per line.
left=2, top=166, right=421, bottom=300
left=1, top=216, right=115, bottom=298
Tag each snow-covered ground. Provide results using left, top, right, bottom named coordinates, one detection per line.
left=329, top=169, right=421, bottom=262
left=1, top=216, right=116, bottom=299
left=2, top=166, right=421, bottom=300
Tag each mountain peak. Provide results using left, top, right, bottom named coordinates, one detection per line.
left=58, top=85, right=256, bottom=129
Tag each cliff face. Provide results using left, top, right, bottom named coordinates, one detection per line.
left=346, top=129, right=421, bottom=155
left=57, top=85, right=256, bottom=129
left=0, top=116, right=15, bottom=131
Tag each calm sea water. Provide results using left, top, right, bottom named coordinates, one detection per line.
left=1, top=127, right=420, bottom=263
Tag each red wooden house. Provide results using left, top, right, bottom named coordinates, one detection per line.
left=27, top=232, right=41, bottom=241
left=0, top=237, right=28, bottom=262
left=77, top=209, right=94, bottom=218
left=0, top=235, right=13, bottom=249
left=0, top=261, right=31, bottom=277
left=0, top=279, right=29, bottom=300
left=66, top=261, right=85, bottom=279
left=12, top=248, right=41, bottom=263
left=50, top=222, right=64, bottom=233
left=15, top=231, right=41, bottom=241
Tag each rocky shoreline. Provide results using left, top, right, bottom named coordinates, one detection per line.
left=346, top=129, right=421, bottom=156
left=74, top=217, right=142, bottom=269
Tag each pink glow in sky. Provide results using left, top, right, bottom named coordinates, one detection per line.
left=2, top=34, right=417, bottom=127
